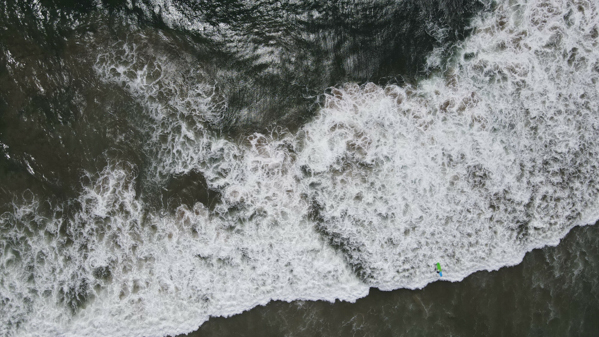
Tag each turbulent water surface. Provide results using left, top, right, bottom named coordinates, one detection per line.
left=1, top=0, right=598, bottom=336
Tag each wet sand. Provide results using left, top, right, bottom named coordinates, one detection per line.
left=179, top=222, right=599, bottom=337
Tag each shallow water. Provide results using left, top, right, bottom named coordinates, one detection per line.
left=1, top=0, right=599, bottom=336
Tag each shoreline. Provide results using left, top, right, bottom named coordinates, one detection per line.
left=177, top=222, right=599, bottom=336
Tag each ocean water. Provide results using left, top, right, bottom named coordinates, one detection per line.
left=1, top=0, right=598, bottom=336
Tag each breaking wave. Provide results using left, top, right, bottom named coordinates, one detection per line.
left=1, top=0, right=599, bottom=336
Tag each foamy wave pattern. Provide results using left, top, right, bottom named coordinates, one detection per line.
left=2, top=0, right=599, bottom=336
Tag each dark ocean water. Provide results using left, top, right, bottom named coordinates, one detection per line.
left=1, top=0, right=599, bottom=336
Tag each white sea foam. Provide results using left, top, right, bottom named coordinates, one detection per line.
left=2, top=0, right=599, bottom=336
left=299, top=0, right=599, bottom=289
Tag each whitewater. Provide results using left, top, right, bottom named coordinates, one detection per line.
left=1, top=0, right=599, bottom=336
